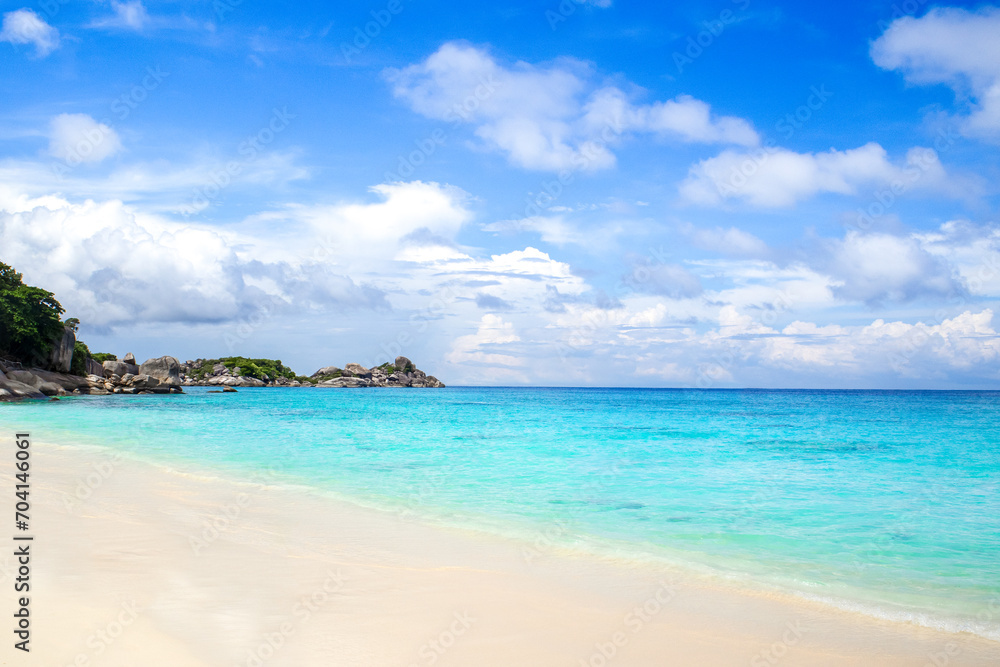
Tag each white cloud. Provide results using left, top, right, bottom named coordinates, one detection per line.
left=0, top=151, right=310, bottom=213
left=549, top=288, right=1000, bottom=385
left=447, top=314, right=523, bottom=367
left=679, top=142, right=951, bottom=207
left=825, top=231, right=965, bottom=305
left=581, top=87, right=759, bottom=147
left=48, top=114, right=123, bottom=165
left=5, top=158, right=999, bottom=386
left=247, top=181, right=473, bottom=263
left=481, top=214, right=629, bottom=250
left=88, top=1, right=151, bottom=30
left=483, top=215, right=580, bottom=246
left=872, top=7, right=1000, bottom=140
left=396, top=245, right=589, bottom=308
left=0, top=195, right=385, bottom=327
left=917, top=220, right=1000, bottom=296
left=111, top=1, right=150, bottom=30
left=0, top=182, right=479, bottom=329
left=0, top=177, right=597, bottom=340
left=0, top=9, right=59, bottom=57
left=762, top=309, right=1000, bottom=377
left=385, top=42, right=757, bottom=172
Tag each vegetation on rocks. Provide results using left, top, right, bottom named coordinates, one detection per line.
left=70, top=341, right=91, bottom=377
left=0, top=261, right=67, bottom=365
left=187, top=357, right=298, bottom=381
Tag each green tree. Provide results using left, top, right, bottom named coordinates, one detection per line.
left=0, top=262, right=66, bottom=364
left=70, top=340, right=91, bottom=377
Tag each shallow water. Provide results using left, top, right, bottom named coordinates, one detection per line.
left=4, top=386, right=999, bottom=638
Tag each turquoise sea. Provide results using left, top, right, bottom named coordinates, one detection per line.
left=3, top=387, right=999, bottom=639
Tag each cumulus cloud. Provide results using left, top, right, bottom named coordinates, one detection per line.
left=0, top=181, right=484, bottom=329
left=0, top=195, right=386, bottom=327
left=552, top=289, right=1000, bottom=386
left=917, top=220, right=1000, bottom=296
left=763, top=309, right=1000, bottom=378
left=824, top=231, right=965, bottom=305
left=872, top=6, right=1000, bottom=140
left=246, top=185, right=594, bottom=347
left=0, top=9, right=59, bottom=57
left=446, top=314, right=523, bottom=366
left=679, top=142, right=951, bottom=207
left=0, top=178, right=597, bottom=346
left=242, top=180, right=470, bottom=258
left=385, top=42, right=757, bottom=172
left=48, top=114, right=124, bottom=165
left=581, top=87, right=758, bottom=147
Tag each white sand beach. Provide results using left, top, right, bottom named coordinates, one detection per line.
left=2, top=441, right=998, bottom=666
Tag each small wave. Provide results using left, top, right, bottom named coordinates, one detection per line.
left=798, top=593, right=1000, bottom=642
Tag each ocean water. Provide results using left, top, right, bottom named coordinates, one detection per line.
left=3, top=387, right=999, bottom=638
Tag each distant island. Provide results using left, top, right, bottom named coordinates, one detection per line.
left=179, top=357, right=444, bottom=388
left=0, top=261, right=443, bottom=400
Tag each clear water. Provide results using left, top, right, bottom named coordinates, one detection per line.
left=3, top=387, right=999, bottom=638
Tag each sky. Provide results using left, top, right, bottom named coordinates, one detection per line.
left=1, top=0, right=999, bottom=388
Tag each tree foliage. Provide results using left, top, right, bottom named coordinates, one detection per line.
left=188, top=357, right=298, bottom=381
left=0, top=262, right=66, bottom=364
left=71, top=340, right=91, bottom=377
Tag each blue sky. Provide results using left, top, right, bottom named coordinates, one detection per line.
left=2, top=0, right=999, bottom=387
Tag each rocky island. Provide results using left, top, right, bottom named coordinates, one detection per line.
left=0, top=260, right=444, bottom=400
left=1, top=350, right=445, bottom=399
left=179, top=355, right=444, bottom=389
left=1, top=351, right=445, bottom=399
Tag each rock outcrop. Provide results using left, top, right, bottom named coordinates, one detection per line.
left=0, top=363, right=46, bottom=399
left=0, top=353, right=188, bottom=400
left=311, top=356, right=444, bottom=388
left=85, top=357, right=105, bottom=377
left=103, top=360, right=139, bottom=377
left=48, top=326, right=75, bottom=373
left=343, top=363, right=371, bottom=378
left=139, top=356, right=182, bottom=387
left=0, top=365, right=111, bottom=399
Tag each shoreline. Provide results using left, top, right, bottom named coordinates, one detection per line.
left=33, top=423, right=1000, bottom=645
left=2, top=438, right=998, bottom=665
